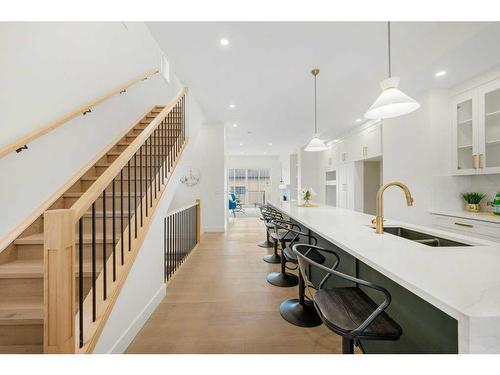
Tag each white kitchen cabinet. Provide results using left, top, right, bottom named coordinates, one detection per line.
left=361, top=124, right=382, bottom=160
left=336, top=161, right=363, bottom=211
left=452, top=78, right=500, bottom=175
left=478, top=78, right=500, bottom=174
left=431, top=212, right=500, bottom=242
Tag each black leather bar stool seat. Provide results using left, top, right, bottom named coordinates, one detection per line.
left=293, top=243, right=402, bottom=354
left=280, top=239, right=326, bottom=327
left=258, top=205, right=282, bottom=250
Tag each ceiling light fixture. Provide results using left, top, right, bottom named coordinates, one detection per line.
left=229, top=104, right=236, bottom=109
left=356, top=118, right=362, bottom=123
left=239, top=143, right=243, bottom=146
left=220, top=38, right=229, bottom=46
left=268, top=143, right=273, bottom=146
left=232, top=123, right=238, bottom=127
left=435, top=70, right=447, bottom=77
left=365, top=22, right=420, bottom=120
left=305, top=68, right=328, bottom=152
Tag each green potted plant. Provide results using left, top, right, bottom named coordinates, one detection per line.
left=461, top=192, right=486, bottom=212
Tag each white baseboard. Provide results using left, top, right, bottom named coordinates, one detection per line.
left=106, top=284, right=166, bottom=353
left=203, top=226, right=225, bottom=233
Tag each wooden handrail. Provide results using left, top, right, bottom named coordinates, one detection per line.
left=71, top=87, right=188, bottom=220
left=167, top=201, right=199, bottom=217
left=0, top=68, right=159, bottom=160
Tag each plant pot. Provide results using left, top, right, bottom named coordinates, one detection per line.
left=465, top=203, right=481, bottom=213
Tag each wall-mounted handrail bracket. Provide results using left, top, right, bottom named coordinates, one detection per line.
left=119, top=89, right=126, bottom=94
left=15, top=145, right=28, bottom=153
left=82, top=109, right=92, bottom=115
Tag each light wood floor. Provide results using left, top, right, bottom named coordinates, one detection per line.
left=125, top=216, right=345, bottom=354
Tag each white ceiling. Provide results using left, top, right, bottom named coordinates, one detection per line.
left=147, top=22, right=500, bottom=155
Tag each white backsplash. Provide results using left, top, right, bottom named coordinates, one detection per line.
left=433, top=174, right=500, bottom=212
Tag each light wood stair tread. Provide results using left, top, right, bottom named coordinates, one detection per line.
left=0, top=305, right=43, bottom=325
left=0, top=259, right=103, bottom=278
left=15, top=232, right=116, bottom=245
left=0, top=345, right=43, bottom=354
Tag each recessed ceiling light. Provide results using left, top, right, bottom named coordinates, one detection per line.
left=264, top=151, right=268, bottom=155
left=435, top=70, right=447, bottom=77
left=239, top=143, right=243, bottom=146
left=355, top=118, right=362, bottom=123
left=220, top=38, right=229, bottom=46
left=229, top=104, right=236, bottom=109
left=232, top=123, right=238, bottom=128
left=268, top=143, right=273, bottom=146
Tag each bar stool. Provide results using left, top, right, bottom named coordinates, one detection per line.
left=293, top=243, right=402, bottom=354
left=280, top=232, right=325, bottom=327
left=266, top=219, right=300, bottom=287
left=257, top=204, right=276, bottom=248
left=261, top=209, right=286, bottom=264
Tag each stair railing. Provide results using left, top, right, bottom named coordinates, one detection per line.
left=164, top=200, right=201, bottom=283
left=0, top=69, right=159, bottom=160
left=43, top=87, right=188, bottom=353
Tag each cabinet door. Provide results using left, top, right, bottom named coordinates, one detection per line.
left=452, top=92, right=480, bottom=175
left=362, top=124, right=382, bottom=160
left=478, top=78, right=500, bottom=174
left=336, top=164, right=348, bottom=208
left=338, top=138, right=350, bottom=164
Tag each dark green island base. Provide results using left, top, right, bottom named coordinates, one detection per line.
left=303, top=226, right=459, bottom=354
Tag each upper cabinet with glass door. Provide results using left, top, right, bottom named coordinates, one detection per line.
left=478, top=78, right=500, bottom=174
left=452, top=92, right=478, bottom=174
left=452, top=77, right=500, bottom=175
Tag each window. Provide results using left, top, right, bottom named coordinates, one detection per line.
left=227, top=168, right=271, bottom=206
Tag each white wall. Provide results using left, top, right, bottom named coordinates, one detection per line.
left=168, top=122, right=226, bottom=232
left=0, top=22, right=186, bottom=240
left=0, top=22, right=174, bottom=147
left=225, top=155, right=282, bottom=204
left=382, top=90, right=447, bottom=225
left=298, top=147, right=324, bottom=204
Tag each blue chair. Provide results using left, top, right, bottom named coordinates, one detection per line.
left=228, top=193, right=245, bottom=217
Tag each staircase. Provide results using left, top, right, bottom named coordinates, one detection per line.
left=0, top=88, right=188, bottom=353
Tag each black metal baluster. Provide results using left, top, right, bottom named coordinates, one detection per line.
left=78, top=217, right=84, bottom=348
left=128, top=160, right=131, bottom=251
left=134, top=153, right=137, bottom=238
left=162, top=120, right=166, bottom=180
left=120, top=169, right=124, bottom=265
left=155, top=129, right=159, bottom=197
left=140, top=145, right=143, bottom=226
left=163, top=217, right=166, bottom=282
left=92, top=202, right=97, bottom=322
left=145, top=139, right=149, bottom=217
left=149, top=135, right=153, bottom=207
left=112, top=178, right=116, bottom=281
left=167, top=113, right=171, bottom=172
left=102, top=189, right=107, bottom=300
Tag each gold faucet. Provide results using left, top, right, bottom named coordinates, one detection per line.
left=374, top=181, right=414, bottom=234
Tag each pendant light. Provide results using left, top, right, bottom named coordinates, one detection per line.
left=305, top=68, right=328, bottom=152
left=365, top=22, right=420, bottom=120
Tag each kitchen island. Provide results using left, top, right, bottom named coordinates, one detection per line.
left=269, top=200, right=500, bottom=354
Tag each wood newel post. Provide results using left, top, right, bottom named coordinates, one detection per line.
left=43, top=209, right=76, bottom=353
left=195, top=199, right=201, bottom=243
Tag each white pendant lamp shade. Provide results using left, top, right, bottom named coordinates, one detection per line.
left=364, top=77, right=420, bottom=119
left=305, top=68, right=327, bottom=152
left=365, top=22, right=420, bottom=120
left=305, top=133, right=328, bottom=152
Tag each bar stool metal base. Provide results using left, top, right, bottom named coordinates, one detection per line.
left=258, top=240, right=274, bottom=248
left=263, top=253, right=281, bottom=264
left=279, top=298, right=323, bottom=327
left=266, top=272, right=298, bottom=287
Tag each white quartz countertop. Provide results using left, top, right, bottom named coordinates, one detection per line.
left=430, top=209, right=500, bottom=224
left=268, top=201, right=500, bottom=324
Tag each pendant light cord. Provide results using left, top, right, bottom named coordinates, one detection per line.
left=387, top=21, right=392, bottom=78
left=314, top=73, right=317, bottom=134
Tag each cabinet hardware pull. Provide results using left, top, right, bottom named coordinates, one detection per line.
left=454, top=222, right=473, bottom=228
left=473, top=154, right=480, bottom=169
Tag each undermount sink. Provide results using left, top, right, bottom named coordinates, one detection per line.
left=382, top=227, right=472, bottom=247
